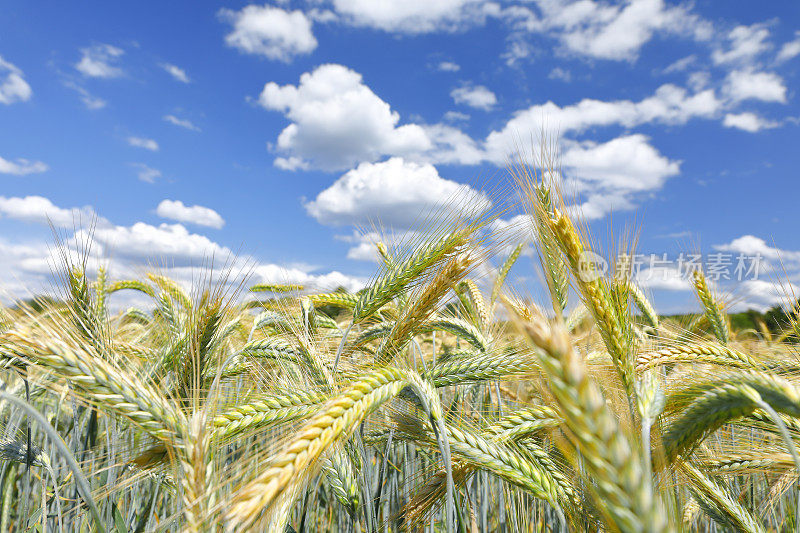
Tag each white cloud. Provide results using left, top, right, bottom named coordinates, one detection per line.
left=451, top=84, right=497, bottom=110
left=0, top=196, right=364, bottom=303
left=443, top=110, right=470, bottom=122
left=524, top=0, right=711, bottom=61
left=329, top=0, right=490, bottom=34
left=0, top=56, right=32, bottom=104
left=84, top=222, right=231, bottom=264
left=438, top=61, right=461, bottom=72
left=687, top=71, right=710, bottom=92
left=127, top=136, right=159, bottom=151
left=712, top=23, right=771, bottom=65
left=251, top=263, right=364, bottom=293
left=547, top=135, right=680, bottom=221
left=219, top=5, right=317, bottom=61
left=636, top=266, right=691, bottom=291
left=156, top=200, right=225, bottom=229
left=548, top=67, right=571, bottom=81
left=163, top=114, right=200, bottom=131
left=161, top=63, right=190, bottom=83
left=730, top=279, right=798, bottom=313
left=568, top=192, right=635, bottom=221
left=131, top=163, right=161, bottom=183
left=259, top=64, right=431, bottom=170
left=777, top=31, right=800, bottom=63
left=487, top=214, right=534, bottom=247
left=662, top=55, right=696, bottom=74
left=0, top=156, right=48, bottom=176
left=0, top=196, right=98, bottom=228
left=76, top=44, right=124, bottom=78
left=562, top=134, right=680, bottom=193
left=714, top=235, right=800, bottom=264
left=484, top=84, right=722, bottom=163
left=64, top=81, right=106, bottom=110
left=722, top=112, right=779, bottom=132
left=304, top=157, right=491, bottom=229
left=724, top=70, right=787, bottom=103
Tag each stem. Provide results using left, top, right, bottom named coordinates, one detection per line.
left=0, top=390, right=105, bottom=533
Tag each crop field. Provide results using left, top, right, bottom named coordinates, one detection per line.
left=2, top=171, right=800, bottom=532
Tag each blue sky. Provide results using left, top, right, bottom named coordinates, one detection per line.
left=1, top=0, right=799, bottom=312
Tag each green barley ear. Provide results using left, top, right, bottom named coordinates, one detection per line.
left=93, top=265, right=107, bottom=320
left=491, top=242, right=524, bottom=304
left=225, top=367, right=411, bottom=528
left=517, top=313, right=669, bottom=532
left=662, top=371, right=800, bottom=462
left=681, top=461, right=766, bottom=533
left=352, top=227, right=470, bottom=324
left=378, top=254, right=471, bottom=363
left=322, top=448, right=360, bottom=517
left=508, top=155, right=570, bottom=318
left=250, top=283, right=304, bottom=293
left=532, top=183, right=569, bottom=316
left=149, top=273, right=193, bottom=311
left=457, top=279, right=488, bottom=330
left=692, top=269, right=729, bottom=345
left=547, top=208, right=637, bottom=403
left=66, top=266, right=106, bottom=352
left=106, top=279, right=156, bottom=297
left=636, top=343, right=758, bottom=373
left=376, top=241, right=393, bottom=267
left=627, top=279, right=659, bottom=331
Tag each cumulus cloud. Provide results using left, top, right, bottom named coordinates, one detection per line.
left=0, top=155, right=48, bottom=176
left=712, top=23, right=772, bottom=65
left=131, top=163, right=161, bottom=183
left=251, top=263, right=364, bottom=293
left=84, top=222, right=231, bottom=264
left=161, top=63, right=190, bottom=83
left=304, top=157, right=491, bottom=229
left=259, top=64, right=431, bottom=170
left=536, top=135, right=680, bottom=221
left=76, top=44, right=124, bottom=78
left=0, top=56, right=32, bottom=104
left=451, top=84, right=497, bottom=110
left=723, top=112, right=779, bottom=132
left=127, top=136, right=159, bottom=151
left=725, top=278, right=800, bottom=313
left=156, top=200, right=225, bottom=229
left=562, top=135, right=680, bottom=194
left=636, top=266, right=692, bottom=291
left=219, top=5, right=317, bottom=61
left=164, top=114, right=200, bottom=131
left=714, top=235, right=800, bottom=265
left=0, top=196, right=364, bottom=304
left=483, top=84, right=722, bottom=162
left=0, top=195, right=98, bottom=228
left=724, top=70, right=787, bottom=104
left=515, top=0, right=711, bottom=61
left=487, top=214, right=534, bottom=247
left=328, top=0, right=490, bottom=34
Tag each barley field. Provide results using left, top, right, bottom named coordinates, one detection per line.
left=1, top=169, right=799, bottom=532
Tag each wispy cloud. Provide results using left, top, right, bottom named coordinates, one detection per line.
left=0, top=56, right=32, bottom=104
left=161, top=63, right=190, bottom=83
left=164, top=114, right=200, bottom=131
left=127, top=137, right=159, bottom=151
left=0, top=155, right=48, bottom=176
left=131, top=163, right=161, bottom=183
left=75, top=44, right=124, bottom=78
